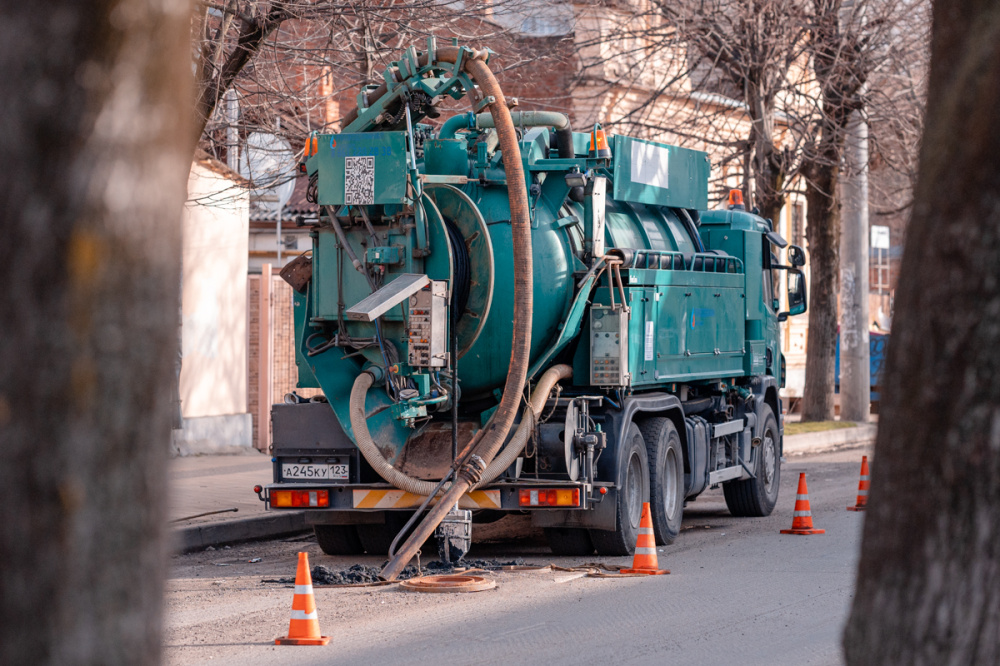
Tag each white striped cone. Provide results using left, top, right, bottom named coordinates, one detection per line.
left=276, top=552, right=331, bottom=645
left=848, top=456, right=870, bottom=511
left=781, top=473, right=825, bottom=535
left=622, top=503, right=670, bottom=575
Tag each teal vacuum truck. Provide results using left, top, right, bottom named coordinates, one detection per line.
left=255, top=41, right=808, bottom=577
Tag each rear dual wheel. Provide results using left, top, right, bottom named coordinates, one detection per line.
left=314, top=524, right=363, bottom=556
left=544, top=527, right=595, bottom=556
left=589, top=422, right=649, bottom=556
left=640, top=417, right=685, bottom=545
left=315, top=513, right=429, bottom=556
left=356, top=512, right=425, bottom=555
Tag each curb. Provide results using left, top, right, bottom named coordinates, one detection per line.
left=783, top=423, right=878, bottom=455
left=173, top=511, right=310, bottom=552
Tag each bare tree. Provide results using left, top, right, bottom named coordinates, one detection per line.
left=0, top=0, right=190, bottom=663
left=843, top=0, right=1000, bottom=660
left=798, top=0, right=875, bottom=420
left=191, top=0, right=561, bottom=163
left=797, top=0, right=926, bottom=420
left=598, top=0, right=811, bottom=221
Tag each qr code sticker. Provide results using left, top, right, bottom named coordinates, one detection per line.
left=344, top=156, right=375, bottom=205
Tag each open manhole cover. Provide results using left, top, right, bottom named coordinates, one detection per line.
left=399, top=574, right=496, bottom=593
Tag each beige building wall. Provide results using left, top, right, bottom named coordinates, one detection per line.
left=174, top=160, right=252, bottom=454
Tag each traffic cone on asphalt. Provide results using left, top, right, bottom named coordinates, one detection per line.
left=780, top=473, right=825, bottom=535
left=621, top=502, right=670, bottom=575
left=275, top=552, right=331, bottom=646
left=847, top=456, right=870, bottom=511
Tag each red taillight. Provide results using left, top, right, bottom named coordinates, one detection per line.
left=271, top=490, right=329, bottom=508
left=518, top=488, right=580, bottom=507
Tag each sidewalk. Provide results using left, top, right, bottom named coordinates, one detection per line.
left=783, top=421, right=878, bottom=455
left=168, top=451, right=306, bottom=552
left=168, top=420, right=878, bottom=551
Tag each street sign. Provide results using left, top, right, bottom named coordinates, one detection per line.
left=871, top=225, right=890, bottom=250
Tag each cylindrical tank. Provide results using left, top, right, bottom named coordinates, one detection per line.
left=420, top=126, right=700, bottom=400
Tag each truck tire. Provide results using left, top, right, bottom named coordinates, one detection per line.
left=590, top=422, right=649, bottom=556
left=723, top=404, right=780, bottom=517
left=639, top=417, right=684, bottom=545
left=357, top=512, right=421, bottom=555
left=313, top=525, right=363, bottom=556
left=543, top=528, right=595, bottom=556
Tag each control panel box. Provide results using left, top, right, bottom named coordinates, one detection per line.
left=407, top=280, right=449, bottom=368
left=589, top=305, right=630, bottom=386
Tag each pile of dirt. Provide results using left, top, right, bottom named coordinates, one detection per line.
left=263, top=558, right=526, bottom=586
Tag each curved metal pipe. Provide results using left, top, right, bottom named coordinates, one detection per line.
left=437, top=110, right=574, bottom=158
left=438, top=112, right=474, bottom=140
left=476, top=111, right=574, bottom=159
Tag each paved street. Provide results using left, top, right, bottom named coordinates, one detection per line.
left=164, top=446, right=869, bottom=665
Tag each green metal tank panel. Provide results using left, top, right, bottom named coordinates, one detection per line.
left=455, top=183, right=577, bottom=399
left=610, top=135, right=710, bottom=210
left=423, top=137, right=469, bottom=175
left=315, top=132, right=409, bottom=206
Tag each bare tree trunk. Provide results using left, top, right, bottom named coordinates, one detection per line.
left=801, top=156, right=841, bottom=421
left=755, top=139, right=787, bottom=224
left=0, top=0, right=190, bottom=663
left=843, top=1, right=1000, bottom=662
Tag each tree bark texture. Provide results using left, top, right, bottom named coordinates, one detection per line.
left=843, top=1, right=1000, bottom=662
left=0, top=0, right=190, bottom=663
left=801, top=152, right=841, bottom=421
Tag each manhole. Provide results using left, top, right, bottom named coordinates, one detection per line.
left=399, top=574, right=496, bottom=593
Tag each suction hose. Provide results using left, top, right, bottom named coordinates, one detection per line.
left=379, top=47, right=534, bottom=581
left=474, top=364, right=572, bottom=488
left=350, top=372, right=442, bottom=497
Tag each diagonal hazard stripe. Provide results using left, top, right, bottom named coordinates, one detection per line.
left=352, top=489, right=501, bottom=509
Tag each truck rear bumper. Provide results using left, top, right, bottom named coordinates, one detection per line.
left=260, top=480, right=619, bottom=531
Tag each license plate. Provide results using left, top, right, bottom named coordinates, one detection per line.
left=281, top=463, right=348, bottom=480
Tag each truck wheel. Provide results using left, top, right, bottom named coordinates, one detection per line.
left=357, top=512, right=415, bottom=555
left=313, top=525, right=363, bottom=556
left=356, top=512, right=435, bottom=555
left=639, top=417, right=684, bottom=545
left=543, top=528, right=595, bottom=556
left=590, top=422, right=649, bottom=556
left=723, top=404, right=780, bottom=517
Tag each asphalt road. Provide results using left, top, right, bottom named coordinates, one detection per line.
left=164, top=446, right=870, bottom=666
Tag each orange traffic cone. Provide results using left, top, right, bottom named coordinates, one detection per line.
left=780, top=473, right=825, bottom=535
left=275, top=552, right=331, bottom=646
left=621, top=502, right=670, bottom=575
left=847, top=456, right=870, bottom=511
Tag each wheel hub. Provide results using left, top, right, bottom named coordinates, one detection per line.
left=627, top=452, right=642, bottom=528
left=762, top=433, right=776, bottom=491
left=664, top=448, right=678, bottom=518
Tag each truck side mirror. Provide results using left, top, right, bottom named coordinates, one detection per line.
left=787, top=245, right=806, bottom=267
left=783, top=269, right=807, bottom=317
